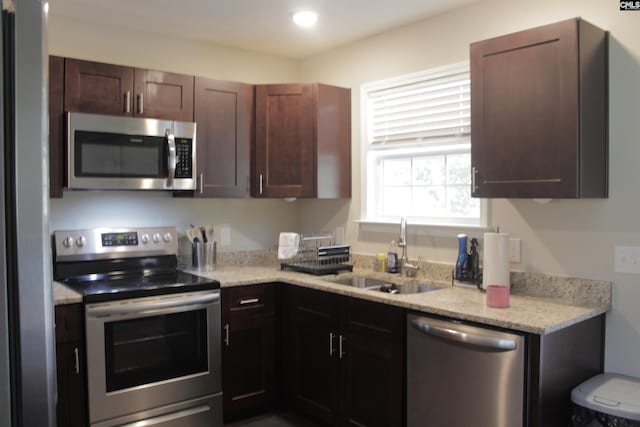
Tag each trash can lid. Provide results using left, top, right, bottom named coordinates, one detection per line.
left=571, top=373, right=640, bottom=421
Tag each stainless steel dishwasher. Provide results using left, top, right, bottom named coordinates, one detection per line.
left=407, top=313, right=525, bottom=427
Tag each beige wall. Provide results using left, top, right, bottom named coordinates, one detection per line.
left=48, top=1, right=640, bottom=378
left=48, top=14, right=299, bottom=83
left=298, top=0, right=640, bottom=377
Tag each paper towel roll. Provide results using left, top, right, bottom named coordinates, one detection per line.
left=482, top=232, right=510, bottom=290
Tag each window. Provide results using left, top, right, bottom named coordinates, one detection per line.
left=362, top=62, right=486, bottom=227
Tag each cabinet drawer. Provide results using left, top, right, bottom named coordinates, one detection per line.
left=55, top=304, right=83, bottom=344
left=223, top=284, right=274, bottom=314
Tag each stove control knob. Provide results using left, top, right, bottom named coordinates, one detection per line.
left=163, top=232, right=173, bottom=243
left=141, top=233, right=150, bottom=244
left=62, top=236, right=74, bottom=248
left=76, top=236, right=86, bottom=247
left=152, top=233, right=161, bottom=244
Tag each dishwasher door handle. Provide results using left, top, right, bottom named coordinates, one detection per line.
left=411, top=318, right=517, bottom=351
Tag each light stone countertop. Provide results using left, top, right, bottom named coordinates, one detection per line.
left=53, top=265, right=611, bottom=335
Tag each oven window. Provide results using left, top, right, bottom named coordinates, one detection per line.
left=104, top=309, right=208, bottom=392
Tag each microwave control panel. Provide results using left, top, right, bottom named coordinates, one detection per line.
left=175, top=138, right=193, bottom=178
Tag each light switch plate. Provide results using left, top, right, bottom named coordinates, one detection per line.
left=615, top=246, right=640, bottom=274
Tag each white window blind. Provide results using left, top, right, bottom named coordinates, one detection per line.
left=367, top=62, right=470, bottom=146
left=362, top=62, right=485, bottom=228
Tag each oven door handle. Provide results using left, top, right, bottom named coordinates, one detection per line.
left=86, top=292, right=219, bottom=318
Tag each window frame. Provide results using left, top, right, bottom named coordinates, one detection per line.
left=359, top=61, right=488, bottom=230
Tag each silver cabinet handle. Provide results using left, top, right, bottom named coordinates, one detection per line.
left=472, top=166, right=479, bottom=193
left=339, top=335, right=346, bottom=359
left=259, top=173, right=264, bottom=195
left=411, top=318, right=517, bottom=351
left=124, top=91, right=131, bottom=113
left=166, top=129, right=176, bottom=187
left=73, top=347, right=79, bottom=374
left=239, top=298, right=259, bottom=305
left=329, top=332, right=336, bottom=356
left=199, top=173, right=204, bottom=194
left=224, top=324, right=230, bottom=347
left=137, top=92, right=144, bottom=115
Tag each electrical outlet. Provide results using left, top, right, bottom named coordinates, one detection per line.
left=615, top=246, right=640, bottom=274
left=509, top=238, right=521, bottom=263
left=219, top=225, right=231, bottom=247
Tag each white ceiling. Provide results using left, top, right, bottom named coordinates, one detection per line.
left=48, top=0, right=478, bottom=59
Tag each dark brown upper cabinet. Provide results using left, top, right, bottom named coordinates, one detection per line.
left=254, top=83, right=351, bottom=199
left=64, top=58, right=194, bottom=121
left=470, top=18, right=608, bottom=198
left=192, top=77, right=253, bottom=197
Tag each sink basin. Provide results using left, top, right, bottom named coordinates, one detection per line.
left=328, top=276, right=441, bottom=295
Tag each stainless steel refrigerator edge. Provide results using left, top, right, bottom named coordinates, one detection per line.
left=1, top=1, right=55, bottom=426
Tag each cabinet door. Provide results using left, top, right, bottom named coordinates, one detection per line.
left=194, top=78, right=252, bottom=197
left=222, top=311, right=275, bottom=421
left=340, top=298, right=404, bottom=427
left=49, top=55, right=65, bottom=198
left=221, top=285, right=275, bottom=421
left=64, top=58, right=134, bottom=116
left=133, top=69, right=194, bottom=121
left=255, top=84, right=315, bottom=198
left=471, top=19, right=582, bottom=198
left=56, top=343, right=87, bottom=427
left=55, top=304, right=87, bottom=427
left=282, top=286, right=340, bottom=424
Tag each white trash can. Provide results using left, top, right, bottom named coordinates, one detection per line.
left=571, top=373, right=640, bottom=426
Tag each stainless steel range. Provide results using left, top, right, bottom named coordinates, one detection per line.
left=53, top=226, right=222, bottom=427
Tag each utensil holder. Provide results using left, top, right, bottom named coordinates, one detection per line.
left=192, top=241, right=216, bottom=271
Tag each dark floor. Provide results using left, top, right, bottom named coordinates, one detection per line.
left=225, top=412, right=319, bottom=427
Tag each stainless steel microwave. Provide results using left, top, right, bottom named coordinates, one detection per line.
left=66, top=112, right=197, bottom=191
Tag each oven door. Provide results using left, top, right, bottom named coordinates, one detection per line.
left=85, top=290, right=221, bottom=425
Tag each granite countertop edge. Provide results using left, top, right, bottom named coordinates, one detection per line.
left=53, top=266, right=611, bottom=336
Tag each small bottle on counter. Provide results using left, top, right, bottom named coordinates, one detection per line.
left=455, top=233, right=468, bottom=280
left=376, top=253, right=387, bottom=272
left=387, top=252, right=399, bottom=273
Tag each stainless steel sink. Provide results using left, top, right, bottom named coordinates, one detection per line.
left=328, top=276, right=441, bottom=295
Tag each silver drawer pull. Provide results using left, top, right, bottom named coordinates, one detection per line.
left=74, top=347, right=79, bottom=374
left=239, top=298, right=259, bottom=305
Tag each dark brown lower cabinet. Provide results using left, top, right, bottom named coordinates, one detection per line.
left=281, top=285, right=404, bottom=427
left=527, top=315, right=605, bottom=427
left=221, top=284, right=276, bottom=422
left=55, top=304, right=87, bottom=427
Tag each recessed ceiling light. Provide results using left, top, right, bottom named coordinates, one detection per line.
left=293, top=11, right=318, bottom=28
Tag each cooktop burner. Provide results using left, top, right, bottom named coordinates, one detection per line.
left=61, top=270, right=219, bottom=303
left=53, top=226, right=220, bottom=303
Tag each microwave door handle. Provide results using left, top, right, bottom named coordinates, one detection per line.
left=166, top=129, right=176, bottom=187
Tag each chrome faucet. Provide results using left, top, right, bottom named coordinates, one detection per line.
left=398, top=217, right=420, bottom=277
left=398, top=217, right=408, bottom=273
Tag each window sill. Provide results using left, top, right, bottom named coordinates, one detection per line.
left=354, top=220, right=495, bottom=238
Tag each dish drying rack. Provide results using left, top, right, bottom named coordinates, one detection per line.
left=280, top=233, right=353, bottom=275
